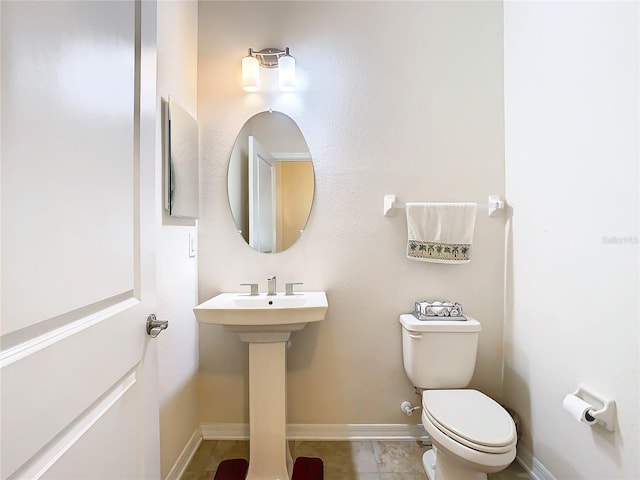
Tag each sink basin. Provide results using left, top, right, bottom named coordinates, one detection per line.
left=194, top=291, right=328, bottom=342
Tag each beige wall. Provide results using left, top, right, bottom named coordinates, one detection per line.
left=156, top=1, right=200, bottom=477
left=197, top=1, right=505, bottom=425
left=504, top=1, right=639, bottom=478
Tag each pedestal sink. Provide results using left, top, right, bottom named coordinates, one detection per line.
left=194, top=291, right=328, bottom=480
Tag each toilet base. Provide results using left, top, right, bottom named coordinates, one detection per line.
left=422, top=448, right=487, bottom=480
left=422, top=448, right=436, bottom=480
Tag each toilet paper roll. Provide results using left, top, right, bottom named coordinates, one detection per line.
left=563, top=394, right=597, bottom=425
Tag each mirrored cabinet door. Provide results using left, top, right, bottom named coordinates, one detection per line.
left=165, top=96, right=199, bottom=219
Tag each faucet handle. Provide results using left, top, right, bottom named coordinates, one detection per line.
left=240, top=283, right=259, bottom=295
left=285, top=282, right=303, bottom=295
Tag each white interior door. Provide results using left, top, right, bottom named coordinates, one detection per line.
left=248, top=136, right=276, bottom=253
left=0, top=1, right=160, bottom=479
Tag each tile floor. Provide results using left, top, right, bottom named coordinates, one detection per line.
left=181, top=440, right=531, bottom=480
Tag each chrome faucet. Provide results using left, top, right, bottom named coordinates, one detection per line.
left=267, top=275, right=277, bottom=295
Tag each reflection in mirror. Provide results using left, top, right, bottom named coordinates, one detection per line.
left=165, top=96, right=199, bottom=218
left=228, top=111, right=314, bottom=253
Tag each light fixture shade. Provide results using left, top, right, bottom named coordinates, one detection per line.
left=242, top=55, right=260, bottom=92
left=278, top=53, right=296, bottom=92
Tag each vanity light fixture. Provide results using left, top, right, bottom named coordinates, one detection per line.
left=242, top=47, right=296, bottom=92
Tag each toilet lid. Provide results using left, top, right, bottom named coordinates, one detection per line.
left=423, top=390, right=516, bottom=453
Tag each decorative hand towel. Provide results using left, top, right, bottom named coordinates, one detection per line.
left=406, top=202, right=477, bottom=263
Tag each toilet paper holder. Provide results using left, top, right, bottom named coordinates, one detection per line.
left=569, top=385, right=616, bottom=431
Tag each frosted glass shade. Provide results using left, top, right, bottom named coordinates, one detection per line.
left=242, top=55, right=260, bottom=92
left=278, top=54, right=296, bottom=91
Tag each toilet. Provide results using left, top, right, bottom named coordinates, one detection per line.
left=399, top=313, right=517, bottom=480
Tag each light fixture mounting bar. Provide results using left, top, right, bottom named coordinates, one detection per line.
left=249, top=47, right=291, bottom=68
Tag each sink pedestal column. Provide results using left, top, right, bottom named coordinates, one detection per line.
left=246, top=340, right=293, bottom=480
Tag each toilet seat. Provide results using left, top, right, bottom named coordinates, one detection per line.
left=421, top=408, right=517, bottom=475
left=422, top=389, right=516, bottom=454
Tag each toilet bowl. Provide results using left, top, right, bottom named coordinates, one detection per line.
left=398, top=314, right=517, bottom=480
left=420, top=389, right=516, bottom=480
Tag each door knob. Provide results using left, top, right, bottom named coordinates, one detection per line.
left=146, top=314, right=168, bottom=338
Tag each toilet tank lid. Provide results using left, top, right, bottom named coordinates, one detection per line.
left=398, top=314, right=481, bottom=332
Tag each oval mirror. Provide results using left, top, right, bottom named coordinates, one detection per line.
left=227, top=111, right=314, bottom=253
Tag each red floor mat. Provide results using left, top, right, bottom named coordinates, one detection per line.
left=211, top=457, right=323, bottom=480
left=292, top=457, right=323, bottom=480
left=212, top=459, right=248, bottom=480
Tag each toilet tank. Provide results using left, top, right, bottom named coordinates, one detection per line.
left=399, top=314, right=481, bottom=389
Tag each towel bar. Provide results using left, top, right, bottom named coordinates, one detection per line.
left=383, top=194, right=505, bottom=217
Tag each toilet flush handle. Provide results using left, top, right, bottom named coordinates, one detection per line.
left=408, top=332, right=422, bottom=339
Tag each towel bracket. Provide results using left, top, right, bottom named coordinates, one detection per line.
left=383, top=195, right=399, bottom=216
left=383, top=194, right=504, bottom=217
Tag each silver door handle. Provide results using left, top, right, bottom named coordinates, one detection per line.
left=146, top=314, right=168, bottom=338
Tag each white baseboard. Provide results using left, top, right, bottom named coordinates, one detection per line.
left=516, top=443, right=556, bottom=480
left=164, top=428, right=202, bottom=480
left=200, top=422, right=248, bottom=439
left=200, top=423, right=428, bottom=441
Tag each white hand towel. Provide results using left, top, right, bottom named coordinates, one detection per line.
left=406, top=202, right=477, bottom=264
